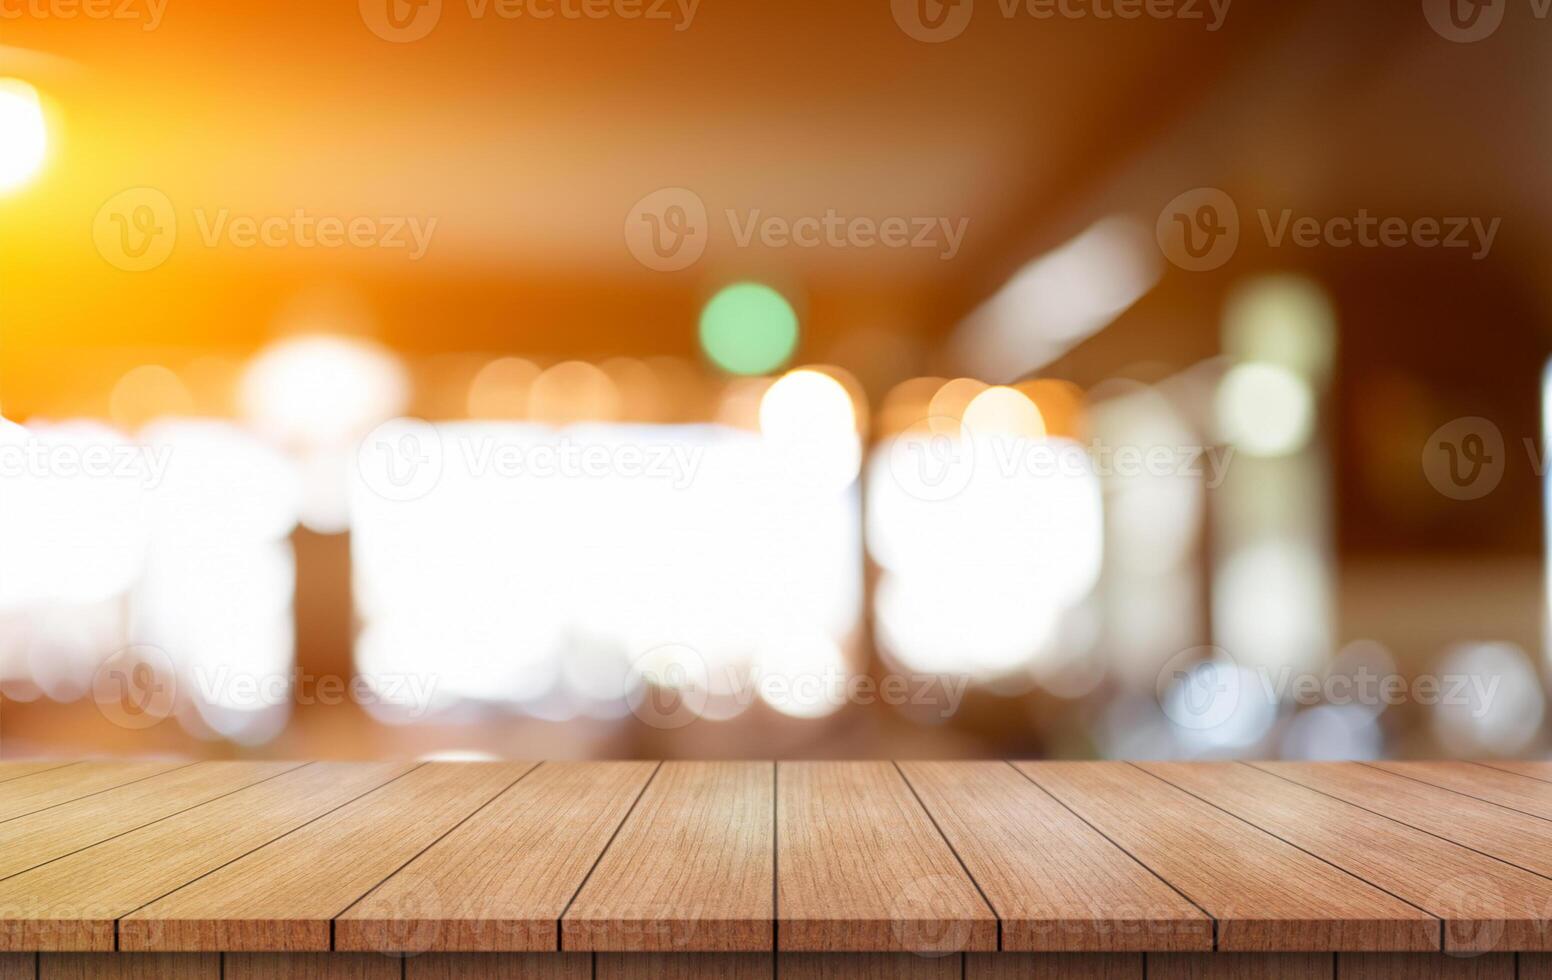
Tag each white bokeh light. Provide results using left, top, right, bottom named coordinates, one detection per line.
left=1215, top=362, right=1314, bottom=458
left=0, top=80, right=46, bottom=192
left=759, top=369, right=861, bottom=492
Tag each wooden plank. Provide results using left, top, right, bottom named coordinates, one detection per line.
left=776, top=761, right=997, bottom=953
left=596, top=953, right=770, bottom=979
left=564, top=761, right=772, bottom=953
left=0, top=764, right=75, bottom=786
left=1015, top=763, right=1437, bottom=952
left=336, top=761, right=657, bottom=953
left=0, top=762, right=413, bottom=952
left=0, top=761, right=302, bottom=881
left=1523, top=953, right=1552, bottom=978
left=1141, top=761, right=1552, bottom=952
left=0, top=955, right=26, bottom=980
left=121, top=762, right=534, bottom=952
left=1145, top=954, right=1333, bottom=978
left=1254, top=763, right=1552, bottom=879
left=0, top=761, right=188, bottom=824
left=1337, top=954, right=1514, bottom=978
left=223, top=953, right=398, bottom=979
left=778, top=953, right=960, bottom=978
left=1476, top=762, right=1552, bottom=784
left=1368, top=762, right=1552, bottom=819
left=39, top=953, right=218, bottom=979
left=899, top=761, right=1211, bottom=952
left=966, top=952, right=1143, bottom=978
left=408, top=952, right=591, bottom=978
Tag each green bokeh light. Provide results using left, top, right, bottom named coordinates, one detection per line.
left=698, top=283, right=799, bottom=376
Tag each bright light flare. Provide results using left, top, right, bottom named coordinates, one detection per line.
left=759, top=369, right=861, bottom=491
left=240, top=335, right=408, bottom=449
left=0, top=80, right=46, bottom=192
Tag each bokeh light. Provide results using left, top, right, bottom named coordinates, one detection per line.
left=240, top=335, right=408, bottom=449
left=1223, top=275, right=1337, bottom=383
left=1280, top=705, right=1382, bottom=760
left=759, top=369, right=862, bottom=492
left=756, top=634, right=848, bottom=719
left=466, top=357, right=539, bottom=419
left=878, top=377, right=946, bottom=436
left=109, top=365, right=196, bottom=432
left=1432, top=642, right=1545, bottom=756
left=1215, top=362, right=1315, bottom=458
left=1016, top=379, right=1085, bottom=439
left=529, top=360, right=621, bottom=424
left=699, top=283, right=799, bottom=376
left=962, top=386, right=1044, bottom=438
left=239, top=334, right=407, bottom=533
left=927, top=378, right=988, bottom=432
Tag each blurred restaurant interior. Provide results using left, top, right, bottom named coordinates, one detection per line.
left=0, top=0, right=1549, bottom=762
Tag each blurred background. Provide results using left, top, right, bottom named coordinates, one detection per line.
left=0, top=0, right=1546, bottom=762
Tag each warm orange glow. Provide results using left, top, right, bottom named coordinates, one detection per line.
left=109, top=365, right=195, bottom=431
left=528, top=360, right=620, bottom=424
left=963, top=386, right=1044, bottom=438
left=927, top=378, right=989, bottom=435
left=878, top=377, right=946, bottom=437
left=1016, top=379, right=1086, bottom=439
left=467, top=357, right=539, bottom=419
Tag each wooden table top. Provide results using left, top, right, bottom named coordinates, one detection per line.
left=0, top=759, right=1548, bottom=957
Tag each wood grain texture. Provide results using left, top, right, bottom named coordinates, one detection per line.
left=1336, top=954, right=1513, bottom=978
left=336, top=761, right=657, bottom=953
left=121, top=763, right=533, bottom=952
left=0, top=764, right=74, bottom=785
left=778, top=953, right=961, bottom=978
left=39, top=953, right=218, bottom=979
left=1522, top=953, right=1552, bottom=978
left=1145, top=954, right=1334, bottom=978
left=408, top=952, right=591, bottom=979
left=1141, top=761, right=1552, bottom=952
left=966, top=952, right=1142, bottom=978
left=564, top=761, right=772, bottom=953
left=0, top=955, right=27, bottom=980
left=223, top=953, right=399, bottom=979
left=1254, top=763, right=1552, bottom=879
left=1367, top=762, right=1552, bottom=820
left=900, top=761, right=1210, bottom=952
left=0, top=762, right=188, bottom=823
left=1016, top=763, right=1437, bottom=952
left=0, top=761, right=300, bottom=881
left=1475, top=762, right=1552, bottom=784
left=596, top=953, right=771, bottom=979
left=776, top=762, right=997, bottom=953
left=0, top=762, right=411, bottom=952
